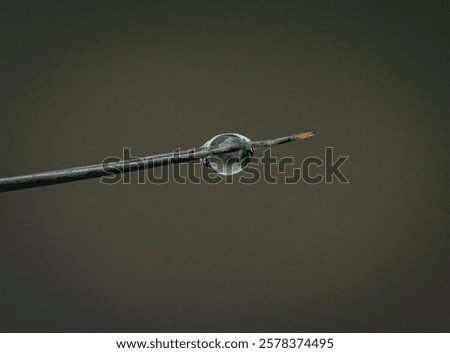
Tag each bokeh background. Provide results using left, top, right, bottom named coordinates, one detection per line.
left=0, top=1, right=449, bottom=332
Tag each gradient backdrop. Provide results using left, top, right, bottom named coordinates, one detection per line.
left=0, top=1, right=449, bottom=332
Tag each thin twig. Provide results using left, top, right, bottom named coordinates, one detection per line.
left=0, top=132, right=316, bottom=192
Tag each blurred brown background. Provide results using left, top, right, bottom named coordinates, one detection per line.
left=0, top=1, right=449, bottom=332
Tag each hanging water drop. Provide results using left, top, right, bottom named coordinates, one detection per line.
left=201, top=133, right=254, bottom=175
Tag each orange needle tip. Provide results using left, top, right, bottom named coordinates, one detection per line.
left=294, top=131, right=317, bottom=140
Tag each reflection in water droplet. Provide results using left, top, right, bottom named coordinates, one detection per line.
left=201, top=133, right=254, bottom=175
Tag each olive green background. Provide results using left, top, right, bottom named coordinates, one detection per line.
left=0, top=1, right=449, bottom=332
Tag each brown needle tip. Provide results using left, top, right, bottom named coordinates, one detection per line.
left=294, top=131, right=317, bottom=140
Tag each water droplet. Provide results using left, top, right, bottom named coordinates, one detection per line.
left=201, top=133, right=254, bottom=175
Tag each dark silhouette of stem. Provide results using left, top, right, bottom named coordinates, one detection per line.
left=0, top=132, right=316, bottom=192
